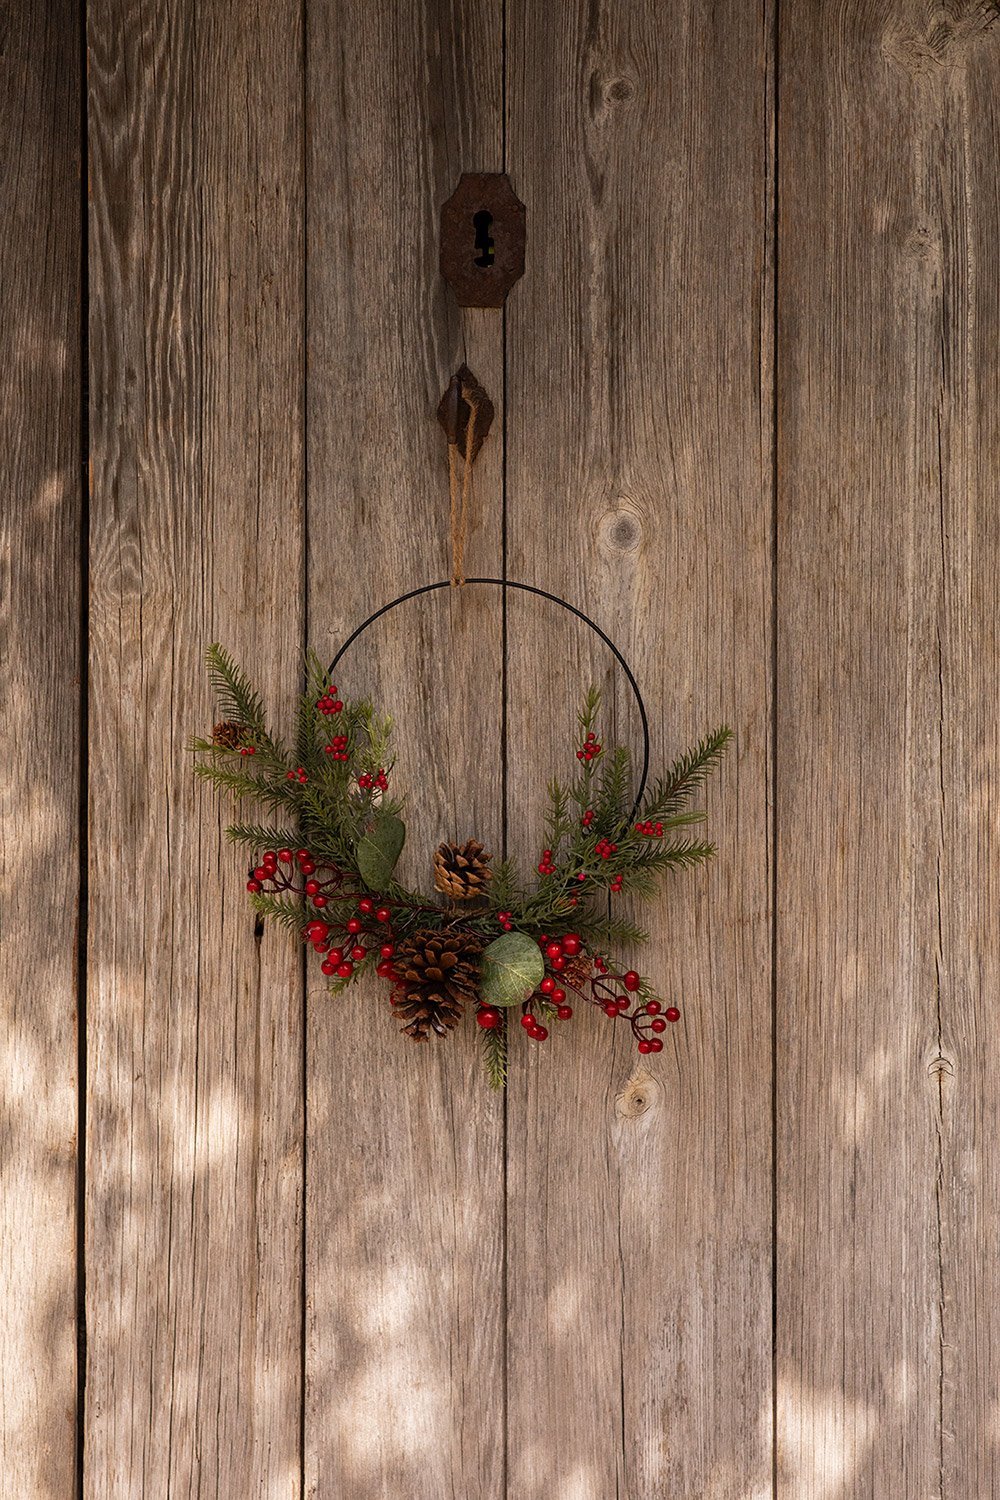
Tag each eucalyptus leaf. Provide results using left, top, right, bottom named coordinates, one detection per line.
left=479, top=932, right=545, bottom=1008
left=356, top=811, right=406, bottom=889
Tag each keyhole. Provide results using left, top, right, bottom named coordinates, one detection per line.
left=473, top=209, right=494, bottom=267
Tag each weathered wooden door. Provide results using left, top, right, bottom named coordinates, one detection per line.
left=4, top=0, right=998, bottom=1495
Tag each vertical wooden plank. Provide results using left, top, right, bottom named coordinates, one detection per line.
left=506, top=2, right=773, bottom=1496
left=0, top=2, right=81, bottom=1494
left=86, top=3, right=304, bottom=1493
left=304, top=3, right=505, bottom=1495
left=778, top=1, right=1000, bottom=1493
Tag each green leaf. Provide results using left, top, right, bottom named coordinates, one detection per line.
left=479, top=932, right=545, bottom=1008
left=356, top=811, right=406, bottom=889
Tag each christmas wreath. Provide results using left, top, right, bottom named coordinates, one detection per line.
left=192, top=644, right=730, bottom=1088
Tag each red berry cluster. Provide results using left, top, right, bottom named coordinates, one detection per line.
left=358, top=768, right=389, bottom=792
left=635, top=819, right=664, bottom=837
left=318, top=688, right=343, bottom=715
left=576, top=731, right=602, bottom=762
left=496, top=909, right=514, bottom=932
left=516, top=932, right=588, bottom=1041
left=240, top=745, right=256, bottom=757
left=247, top=845, right=317, bottom=895
left=286, top=766, right=308, bottom=784
left=581, top=808, right=595, bottom=829
left=537, top=848, right=556, bottom=876
left=593, top=835, right=618, bottom=860
left=324, top=735, right=349, bottom=760
left=306, top=894, right=396, bottom=979
left=609, top=873, right=623, bottom=893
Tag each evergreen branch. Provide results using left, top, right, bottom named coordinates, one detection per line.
left=575, top=913, right=650, bottom=949
left=639, top=727, right=732, bottom=818
left=595, top=745, right=632, bottom=826
left=488, top=857, right=523, bottom=911
left=248, top=891, right=307, bottom=932
left=206, top=643, right=270, bottom=737
left=480, top=1020, right=508, bottom=1091
left=225, top=822, right=301, bottom=853
left=544, top=778, right=573, bottom=851
left=634, top=838, right=718, bottom=870
left=193, top=760, right=295, bottom=810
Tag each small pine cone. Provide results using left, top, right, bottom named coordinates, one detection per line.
left=212, top=719, right=249, bottom=749
left=564, top=953, right=594, bottom=992
left=391, top=928, right=483, bottom=1041
left=433, top=839, right=492, bottom=900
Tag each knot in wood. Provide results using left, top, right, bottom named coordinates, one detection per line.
left=616, top=1067, right=661, bottom=1120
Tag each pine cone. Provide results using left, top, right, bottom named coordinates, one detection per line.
left=564, top=953, right=594, bottom=992
left=212, top=719, right=249, bottom=749
left=391, top=928, right=483, bottom=1041
left=433, top=839, right=492, bottom=900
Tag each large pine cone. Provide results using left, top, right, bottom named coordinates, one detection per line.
left=391, top=928, right=483, bottom=1041
left=433, top=839, right=492, bottom=900
left=212, top=719, right=250, bottom=749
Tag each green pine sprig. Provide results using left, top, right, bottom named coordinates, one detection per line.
left=480, top=1018, right=508, bottom=1090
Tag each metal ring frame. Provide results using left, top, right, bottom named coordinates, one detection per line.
left=328, top=577, right=650, bottom=820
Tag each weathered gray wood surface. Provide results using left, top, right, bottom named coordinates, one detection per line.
left=777, top=2, right=1000, bottom=1495
left=0, top=3, right=81, bottom=1495
left=86, top=1, right=305, bottom=1492
left=304, top=4, right=506, bottom=1494
left=3, top=0, right=999, bottom=1494
left=504, top=2, right=773, bottom=1494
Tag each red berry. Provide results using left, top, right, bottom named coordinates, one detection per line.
left=347, top=918, right=363, bottom=934
left=603, top=1002, right=618, bottom=1018
left=313, top=895, right=327, bottom=908
left=539, top=977, right=556, bottom=995
left=336, top=962, right=354, bottom=979
left=359, top=898, right=374, bottom=914
left=328, top=949, right=344, bottom=966
left=376, top=960, right=395, bottom=978
left=379, top=943, right=395, bottom=958
left=551, top=955, right=566, bottom=971
left=638, top=1040, right=653, bottom=1054
left=375, top=907, right=391, bottom=923
left=477, top=1007, right=501, bottom=1030
left=645, top=1000, right=661, bottom=1015
left=321, top=959, right=337, bottom=976
left=665, top=1006, right=681, bottom=1023
left=305, top=920, right=328, bottom=940
left=623, top=971, right=641, bottom=992
left=545, top=942, right=562, bottom=960
left=278, top=849, right=292, bottom=863
left=350, top=945, right=366, bottom=961
left=651, top=1018, right=666, bottom=1033
left=552, top=988, right=566, bottom=1004
left=649, top=1038, right=663, bottom=1052
left=561, top=934, right=581, bottom=956
left=296, top=849, right=310, bottom=862
left=531, top=1024, right=548, bottom=1041
left=301, top=861, right=316, bottom=875
left=253, top=866, right=268, bottom=881
left=520, top=1013, right=536, bottom=1030
left=305, top=880, right=320, bottom=896
left=557, top=1005, right=573, bottom=1020
left=246, top=878, right=261, bottom=893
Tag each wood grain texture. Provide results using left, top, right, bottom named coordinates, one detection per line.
left=304, top=2, right=506, bottom=1495
left=0, top=2, right=81, bottom=1494
left=85, top=2, right=304, bottom=1493
left=504, top=2, right=773, bottom=1496
left=777, top=1, right=1000, bottom=1494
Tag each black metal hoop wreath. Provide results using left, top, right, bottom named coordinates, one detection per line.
left=328, top=577, right=650, bottom=821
